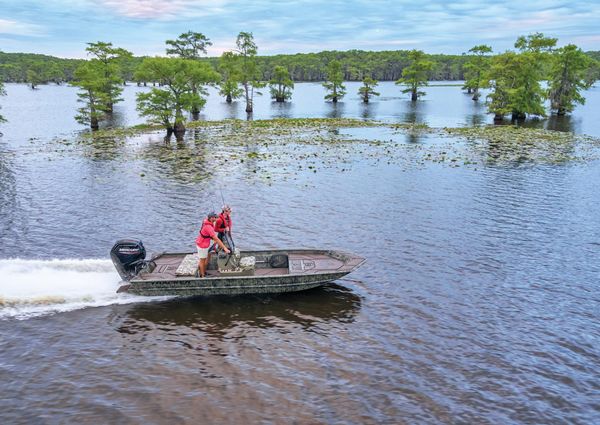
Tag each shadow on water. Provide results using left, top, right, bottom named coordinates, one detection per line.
left=116, top=284, right=362, bottom=336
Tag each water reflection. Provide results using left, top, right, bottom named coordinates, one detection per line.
left=103, top=109, right=128, bottom=129
left=529, top=114, right=578, bottom=133
left=271, top=101, right=293, bottom=118
left=117, top=284, right=361, bottom=337
left=223, top=101, right=241, bottom=120
left=360, top=102, right=378, bottom=120
left=326, top=102, right=345, bottom=119
left=493, top=114, right=579, bottom=134
left=545, top=115, right=576, bottom=132
left=464, top=101, right=488, bottom=126
left=401, top=101, right=426, bottom=125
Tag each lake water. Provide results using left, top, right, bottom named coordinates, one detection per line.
left=1, top=82, right=599, bottom=424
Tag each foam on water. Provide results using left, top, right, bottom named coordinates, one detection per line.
left=0, top=258, right=166, bottom=319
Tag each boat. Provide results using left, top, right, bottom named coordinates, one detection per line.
left=110, top=239, right=365, bottom=297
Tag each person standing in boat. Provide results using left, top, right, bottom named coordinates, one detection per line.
left=215, top=205, right=233, bottom=247
left=196, top=212, right=230, bottom=277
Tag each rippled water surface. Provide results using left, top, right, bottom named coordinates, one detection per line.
left=1, top=83, right=600, bottom=424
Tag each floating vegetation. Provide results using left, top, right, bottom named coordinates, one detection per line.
left=26, top=118, right=600, bottom=185
left=443, top=125, right=600, bottom=165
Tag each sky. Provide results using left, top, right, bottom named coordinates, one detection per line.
left=1, top=0, right=598, bottom=58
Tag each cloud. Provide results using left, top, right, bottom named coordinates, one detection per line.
left=98, top=0, right=229, bottom=19
left=0, top=18, right=45, bottom=37
left=2, top=0, right=600, bottom=56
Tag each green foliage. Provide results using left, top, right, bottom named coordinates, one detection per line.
left=136, top=89, right=178, bottom=129
left=395, top=49, right=435, bottom=101
left=515, top=33, right=557, bottom=54
left=269, top=65, right=294, bottom=102
left=1, top=48, right=599, bottom=85
left=71, top=62, right=112, bottom=129
left=487, top=33, right=557, bottom=119
left=22, top=60, right=66, bottom=88
left=46, top=63, right=65, bottom=84
left=134, top=57, right=219, bottom=132
left=323, top=60, right=346, bottom=102
left=585, top=51, right=600, bottom=82
left=358, top=77, right=380, bottom=103
left=487, top=50, right=550, bottom=119
left=462, top=45, right=492, bottom=100
left=84, top=42, right=132, bottom=111
left=235, top=32, right=264, bottom=112
left=166, top=31, right=212, bottom=59
left=0, top=52, right=82, bottom=83
left=218, top=51, right=243, bottom=103
left=86, top=41, right=133, bottom=63
left=25, top=61, right=45, bottom=89
left=548, top=44, right=594, bottom=115
left=165, top=31, right=215, bottom=114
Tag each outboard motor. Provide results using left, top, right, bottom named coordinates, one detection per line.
left=110, top=239, right=146, bottom=281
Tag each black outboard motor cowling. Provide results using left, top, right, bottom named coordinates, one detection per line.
left=110, top=239, right=146, bottom=281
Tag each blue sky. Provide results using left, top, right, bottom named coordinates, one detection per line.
left=1, top=0, right=598, bottom=58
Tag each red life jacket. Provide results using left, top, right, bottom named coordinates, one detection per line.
left=215, top=213, right=232, bottom=233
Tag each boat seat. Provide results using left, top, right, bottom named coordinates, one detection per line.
left=175, top=253, right=200, bottom=276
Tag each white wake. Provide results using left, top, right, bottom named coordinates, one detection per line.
left=0, top=258, right=164, bottom=319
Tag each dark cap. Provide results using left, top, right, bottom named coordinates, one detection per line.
left=208, top=212, right=218, bottom=219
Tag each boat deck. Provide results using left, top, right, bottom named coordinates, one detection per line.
left=135, top=250, right=356, bottom=282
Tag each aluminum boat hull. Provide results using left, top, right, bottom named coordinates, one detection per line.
left=116, top=249, right=365, bottom=297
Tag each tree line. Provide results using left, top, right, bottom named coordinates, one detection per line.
left=1, top=47, right=598, bottom=85
left=0, top=32, right=598, bottom=131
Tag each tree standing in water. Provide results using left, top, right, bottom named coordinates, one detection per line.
left=358, top=76, right=380, bottom=103
left=323, top=60, right=346, bottom=103
left=235, top=32, right=263, bottom=113
left=548, top=44, right=594, bottom=115
left=71, top=62, right=111, bottom=130
left=510, top=33, right=557, bottom=119
left=462, top=45, right=492, bottom=101
left=486, top=33, right=557, bottom=120
left=218, top=51, right=243, bottom=103
left=134, top=57, right=219, bottom=136
left=269, top=65, right=294, bottom=102
left=486, top=52, right=520, bottom=121
left=396, top=49, right=434, bottom=101
left=166, top=31, right=213, bottom=117
left=85, top=41, right=132, bottom=112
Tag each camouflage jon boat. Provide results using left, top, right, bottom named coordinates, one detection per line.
left=111, top=239, right=365, bottom=297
